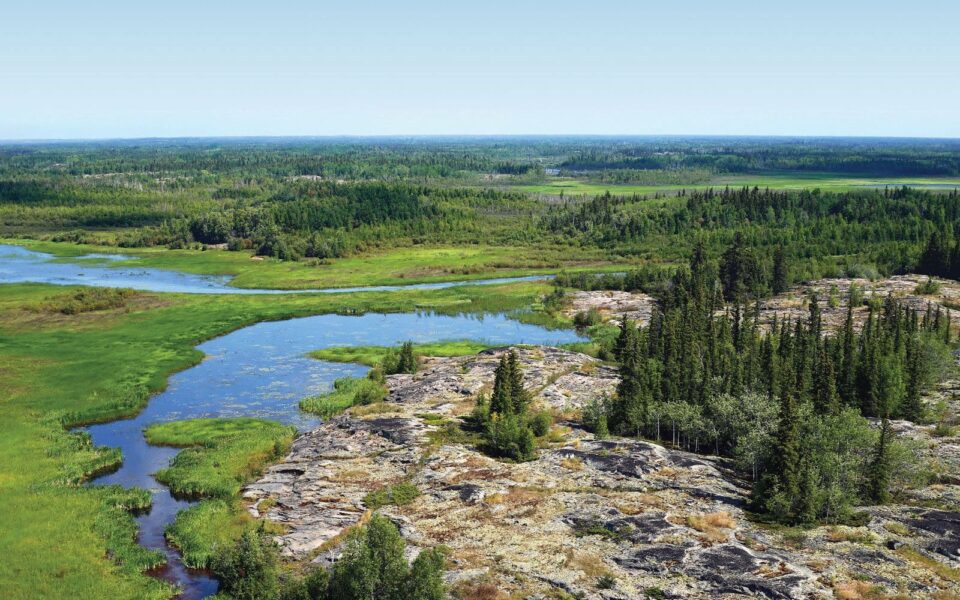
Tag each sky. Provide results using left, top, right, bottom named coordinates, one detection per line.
left=2, top=0, right=958, bottom=139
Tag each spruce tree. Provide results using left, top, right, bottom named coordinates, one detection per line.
left=814, top=347, right=839, bottom=415
left=902, top=334, right=924, bottom=422
left=506, top=350, right=529, bottom=414
left=772, top=245, right=789, bottom=295
left=865, top=418, right=893, bottom=504
left=395, top=341, right=418, bottom=374
left=840, top=304, right=857, bottom=403
left=490, top=354, right=512, bottom=416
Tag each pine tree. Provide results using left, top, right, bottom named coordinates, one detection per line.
left=796, top=457, right=820, bottom=523
left=902, top=334, right=924, bottom=421
left=772, top=245, right=789, bottom=294
left=506, top=350, right=529, bottom=414
left=490, top=354, right=512, bottom=416
left=839, top=304, right=857, bottom=403
left=814, top=347, right=840, bottom=415
left=757, top=387, right=802, bottom=518
left=395, top=341, right=418, bottom=374
left=865, top=418, right=893, bottom=504
left=918, top=230, right=951, bottom=277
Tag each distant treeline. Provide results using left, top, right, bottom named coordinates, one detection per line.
left=2, top=138, right=960, bottom=279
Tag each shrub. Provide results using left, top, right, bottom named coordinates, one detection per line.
left=364, top=482, right=421, bottom=510
left=383, top=341, right=419, bottom=374
left=299, top=377, right=387, bottom=417
left=45, top=287, right=135, bottom=314
left=573, top=308, right=604, bottom=329
left=914, top=277, right=942, bottom=295
left=484, top=414, right=537, bottom=462
left=529, top=411, right=553, bottom=437
left=211, top=527, right=280, bottom=600
left=596, top=574, right=617, bottom=590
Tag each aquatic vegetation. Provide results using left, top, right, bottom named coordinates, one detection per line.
left=299, top=376, right=387, bottom=418
left=145, top=418, right=294, bottom=499
left=309, top=339, right=494, bottom=367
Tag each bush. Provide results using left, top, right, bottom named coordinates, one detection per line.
left=364, top=482, right=421, bottom=510
left=529, top=411, right=553, bottom=437
left=211, top=527, right=280, bottom=600
left=299, top=377, right=387, bottom=417
left=382, top=341, right=419, bottom=375
left=45, top=288, right=135, bottom=315
left=914, top=277, right=942, bottom=295
left=573, top=309, right=603, bottom=329
left=484, top=414, right=537, bottom=462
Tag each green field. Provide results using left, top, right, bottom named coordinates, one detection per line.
left=511, top=173, right=960, bottom=197
left=0, top=279, right=556, bottom=599
left=3, top=238, right=630, bottom=290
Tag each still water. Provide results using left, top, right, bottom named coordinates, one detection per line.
left=0, top=244, right=546, bottom=294
left=82, top=311, right=582, bottom=596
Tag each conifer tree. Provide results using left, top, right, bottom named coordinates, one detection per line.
left=902, top=334, right=924, bottom=421
left=814, top=346, right=840, bottom=415
left=506, top=350, right=529, bottom=414
left=772, top=245, right=790, bottom=295
left=394, top=341, right=418, bottom=374
left=489, top=354, right=512, bottom=416
left=865, top=418, right=893, bottom=504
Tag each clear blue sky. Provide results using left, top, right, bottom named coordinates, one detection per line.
left=2, top=0, right=958, bottom=139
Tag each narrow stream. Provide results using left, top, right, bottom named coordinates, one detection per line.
left=0, top=244, right=548, bottom=294
left=0, top=244, right=583, bottom=597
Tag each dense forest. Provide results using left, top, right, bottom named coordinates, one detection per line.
left=2, top=136, right=960, bottom=279
left=580, top=240, right=954, bottom=525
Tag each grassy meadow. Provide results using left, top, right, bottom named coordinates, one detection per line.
left=510, top=173, right=960, bottom=196
left=2, top=238, right=627, bottom=290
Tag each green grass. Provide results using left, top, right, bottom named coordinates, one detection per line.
left=3, top=238, right=628, bottom=290
left=510, top=173, right=960, bottom=197
left=309, top=340, right=495, bottom=367
left=145, top=418, right=294, bottom=498
left=141, top=418, right=294, bottom=570
left=0, top=277, right=556, bottom=599
left=299, top=377, right=387, bottom=418
left=163, top=499, right=254, bottom=569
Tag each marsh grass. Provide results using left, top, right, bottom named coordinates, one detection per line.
left=163, top=499, right=282, bottom=569
left=299, top=376, right=388, bottom=418
left=145, top=418, right=294, bottom=498
left=142, top=418, right=294, bottom=568
left=310, top=339, right=495, bottom=367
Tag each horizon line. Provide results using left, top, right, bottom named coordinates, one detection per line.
left=3, top=133, right=960, bottom=144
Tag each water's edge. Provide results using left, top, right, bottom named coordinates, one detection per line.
left=0, top=244, right=551, bottom=294
left=79, top=310, right=583, bottom=598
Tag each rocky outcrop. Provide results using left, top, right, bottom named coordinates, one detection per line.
left=245, top=345, right=960, bottom=599
left=562, top=290, right=657, bottom=326
left=755, top=275, right=960, bottom=334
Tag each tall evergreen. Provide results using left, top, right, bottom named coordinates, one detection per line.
left=902, top=334, right=924, bottom=421
left=506, top=350, right=529, bottom=414
left=864, top=418, right=893, bottom=504
left=814, top=346, right=840, bottom=415
left=489, top=354, right=512, bottom=416
left=772, top=245, right=790, bottom=295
